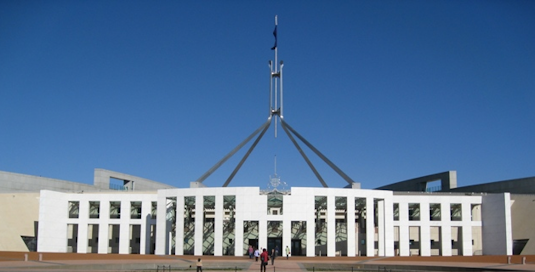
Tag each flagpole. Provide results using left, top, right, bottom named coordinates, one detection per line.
left=273, top=15, right=278, bottom=137
left=268, top=16, right=281, bottom=138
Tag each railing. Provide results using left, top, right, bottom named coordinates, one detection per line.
left=425, top=186, right=442, bottom=192
left=109, top=183, right=127, bottom=191
left=156, top=265, right=171, bottom=272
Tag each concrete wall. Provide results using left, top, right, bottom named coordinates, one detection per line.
left=0, top=169, right=175, bottom=194
left=0, top=193, right=40, bottom=251
left=0, top=169, right=172, bottom=252
left=0, top=170, right=99, bottom=193
left=376, top=171, right=457, bottom=192
left=449, top=177, right=535, bottom=194
left=510, top=194, right=535, bottom=254
left=94, top=169, right=175, bottom=191
left=481, top=193, right=512, bottom=255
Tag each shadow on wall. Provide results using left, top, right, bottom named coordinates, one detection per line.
left=21, top=221, right=39, bottom=251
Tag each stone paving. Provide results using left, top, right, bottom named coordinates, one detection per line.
left=1, top=252, right=535, bottom=272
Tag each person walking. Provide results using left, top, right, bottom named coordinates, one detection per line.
left=196, top=258, right=203, bottom=272
left=260, top=248, right=269, bottom=272
left=254, top=247, right=260, bottom=262
left=270, top=248, right=276, bottom=265
left=285, top=245, right=290, bottom=259
left=248, top=245, right=254, bottom=259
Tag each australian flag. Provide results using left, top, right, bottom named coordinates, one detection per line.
left=271, top=25, right=277, bottom=50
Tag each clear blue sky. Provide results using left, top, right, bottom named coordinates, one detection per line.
left=1, top=1, right=534, bottom=190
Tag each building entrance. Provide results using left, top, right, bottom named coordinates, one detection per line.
left=267, top=237, right=282, bottom=256
left=291, top=239, right=302, bottom=256
left=248, top=239, right=258, bottom=250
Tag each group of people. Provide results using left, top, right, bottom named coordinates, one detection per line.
left=247, top=245, right=264, bottom=262
left=198, top=246, right=291, bottom=272
left=248, top=245, right=291, bottom=272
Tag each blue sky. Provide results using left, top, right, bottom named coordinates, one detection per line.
left=1, top=1, right=534, bottom=190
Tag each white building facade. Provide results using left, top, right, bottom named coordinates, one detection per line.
left=37, top=187, right=512, bottom=257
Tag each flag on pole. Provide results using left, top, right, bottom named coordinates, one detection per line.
left=271, top=25, right=277, bottom=50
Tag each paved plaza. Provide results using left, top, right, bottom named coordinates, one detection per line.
left=0, top=252, right=535, bottom=272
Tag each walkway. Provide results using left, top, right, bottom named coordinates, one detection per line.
left=243, top=257, right=303, bottom=272
left=1, top=252, right=535, bottom=272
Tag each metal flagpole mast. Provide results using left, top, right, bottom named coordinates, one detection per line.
left=276, top=17, right=284, bottom=124
left=274, top=15, right=278, bottom=110
left=269, top=15, right=283, bottom=138
left=195, top=15, right=356, bottom=188
left=274, top=15, right=278, bottom=137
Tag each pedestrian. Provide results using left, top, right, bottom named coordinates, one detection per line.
left=248, top=245, right=254, bottom=259
left=254, top=247, right=260, bottom=261
left=260, top=248, right=269, bottom=272
left=196, top=258, right=203, bottom=272
left=285, top=245, right=290, bottom=259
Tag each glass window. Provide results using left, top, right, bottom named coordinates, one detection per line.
left=110, top=201, right=121, bottom=219
left=130, top=201, right=142, bottom=219
left=393, top=203, right=399, bottom=221
left=69, top=201, right=79, bottom=219
left=409, top=203, right=420, bottom=221
left=267, top=193, right=283, bottom=215
left=151, top=201, right=157, bottom=219
left=430, top=203, right=441, bottom=221
left=89, top=201, right=100, bottom=219
left=450, top=203, right=462, bottom=221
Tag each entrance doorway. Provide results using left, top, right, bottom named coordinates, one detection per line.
left=267, top=237, right=282, bottom=256
left=248, top=239, right=258, bottom=251
left=291, top=239, right=302, bottom=256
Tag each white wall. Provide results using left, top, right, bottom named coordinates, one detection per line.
left=155, top=187, right=393, bottom=257
left=38, top=190, right=157, bottom=254
left=37, top=188, right=511, bottom=258
left=392, top=194, right=483, bottom=256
